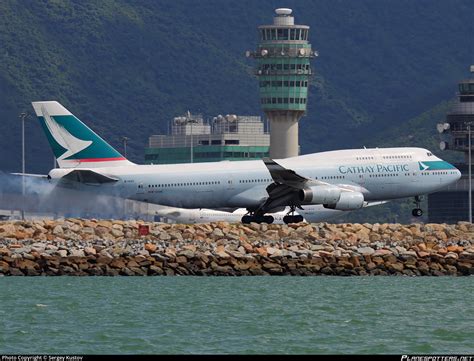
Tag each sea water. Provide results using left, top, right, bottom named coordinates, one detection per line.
left=0, top=277, right=472, bottom=354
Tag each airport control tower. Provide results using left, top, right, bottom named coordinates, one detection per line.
left=429, top=66, right=474, bottom=222
left=247, top=8, right=316, bottom=159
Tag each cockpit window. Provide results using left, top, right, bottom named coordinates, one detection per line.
left=427, top=152, right=433, bottom=156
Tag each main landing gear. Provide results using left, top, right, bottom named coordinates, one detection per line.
left=241, top=205, right=305, bottom=224
left=241, top=214, right=275, bottom=224
left=412, top=195, right=423, bottom=217
left=283, top=205, right=304, bottom=224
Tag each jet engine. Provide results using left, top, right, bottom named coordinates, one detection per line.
left=298, top=185, right=341, bottom=205
left=323, top=191, right=364, bottom=211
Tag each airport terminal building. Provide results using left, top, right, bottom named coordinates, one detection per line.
left=145, top=113, right=270, bottom=164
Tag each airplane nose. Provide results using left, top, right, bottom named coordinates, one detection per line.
left=454, top=167, right=462, bottom=181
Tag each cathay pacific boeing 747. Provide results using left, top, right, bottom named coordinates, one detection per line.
left=31, top=101, right=461, bottom=224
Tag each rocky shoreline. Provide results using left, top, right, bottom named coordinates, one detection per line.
left=0, top=219, right=473, bottom=276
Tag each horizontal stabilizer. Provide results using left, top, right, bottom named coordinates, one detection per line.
left=61, top=169, right=119, bottom=184
left=11, top=173, right=48, bottom=178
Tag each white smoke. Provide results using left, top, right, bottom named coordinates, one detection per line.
left=0, top=172, right=148, bottom=220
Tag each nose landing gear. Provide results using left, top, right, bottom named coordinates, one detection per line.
left=412, top=195, right=423, bottom=217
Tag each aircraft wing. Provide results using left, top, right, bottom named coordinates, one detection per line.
left=263, top=158, right=308, bottom=188
left=259, top=158, right=330, bottom=213
left=263, top=158, right=329, bottom=188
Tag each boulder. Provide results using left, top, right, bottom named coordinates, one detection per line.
left=0, top=260, right=10, bottom=272
left=457, top=262, right=473, bottom=275
left=159, top=232, right=171, bottom=241
left=215, top=250, right=230, bottom=259
left=84, top=247, right=97, bottom=256
left=178, top=249, right=195, bottom=259
left=70, top=249, right=85, bottom=258
left=211, top=228, right=225, bottom=239
left=266, top=247, right=280, bottom=256
left=111, top=229, right=124, bottom=238
left=447, top=245, right=463, bottom=253
left=145, top=243, right=157, bottom=253
left=350, top=256, right=360, bottom=268
left=388, top=262, right=404, bottom=272
left=52, top=225, right=63, bottom=236
left=110, top=259, right=126, bottom=269
left=9, top=268, right=24, bottom=276
left=445, top=252, right=458, bottom=259
left=357, top=247, right=375, bottom=256
left=417, top=251, right=431, bottom=258
left=444, top=265, right=458, bottom=275
left=56, top=250, right=68, bottom=257
left=372, top=249, right=392, bottom=257
left=0, top=224, right=17, bottom=237
left=96, top=255, right=113, bottom=265
left=434, top=231, right=448, bottom=241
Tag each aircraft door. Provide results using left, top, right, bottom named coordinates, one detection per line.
left=137, top=183, right=145, bottom=194
left=226, top=172, right=235, bottom=191
left=411, top=163, right=420, bottom=183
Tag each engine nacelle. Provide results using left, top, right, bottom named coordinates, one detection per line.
left=324, top=191, right=364, bottom=211
left=299, top=185, right=341, bottom=205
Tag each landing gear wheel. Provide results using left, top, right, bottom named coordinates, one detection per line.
left=283, top=204, right=304, bottom=224
left=412, top=208, right=423, bottom=217
left=294, top=215, right=304, bottom=223
left=241, top=215, right=253, bottom=224
left=262, top=215, right=274, bottom=224
left=241, top=214, right=274, bottom=224
left=412, top=196, right=423, bottom=217
left=283, top=215, right=304, bottom=224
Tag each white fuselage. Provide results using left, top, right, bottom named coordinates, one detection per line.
left=53, top=147, right=461, bottom=209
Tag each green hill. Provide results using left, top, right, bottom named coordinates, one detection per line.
left=0, top=0, right=473, bottom=178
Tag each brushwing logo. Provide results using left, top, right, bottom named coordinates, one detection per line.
left=41, top=106, right=92, bottom=161
left=418, top=162, right=429, bottom=171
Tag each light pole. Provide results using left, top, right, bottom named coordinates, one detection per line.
left=468, top=122, right=472, bottom=223
left=19, top=112, right=29, bottom=220
left=121, top=136, right=129, bottom=158
left=190, top=119, right=193, bottom=163
left=122, top=136, right=130, bottom=220
left=121, top=136, right=130, bottom=219
left=186, top=111, right=196, bottom=163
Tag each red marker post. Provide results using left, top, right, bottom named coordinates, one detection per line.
left=138, top=224, right=150, bottom=236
